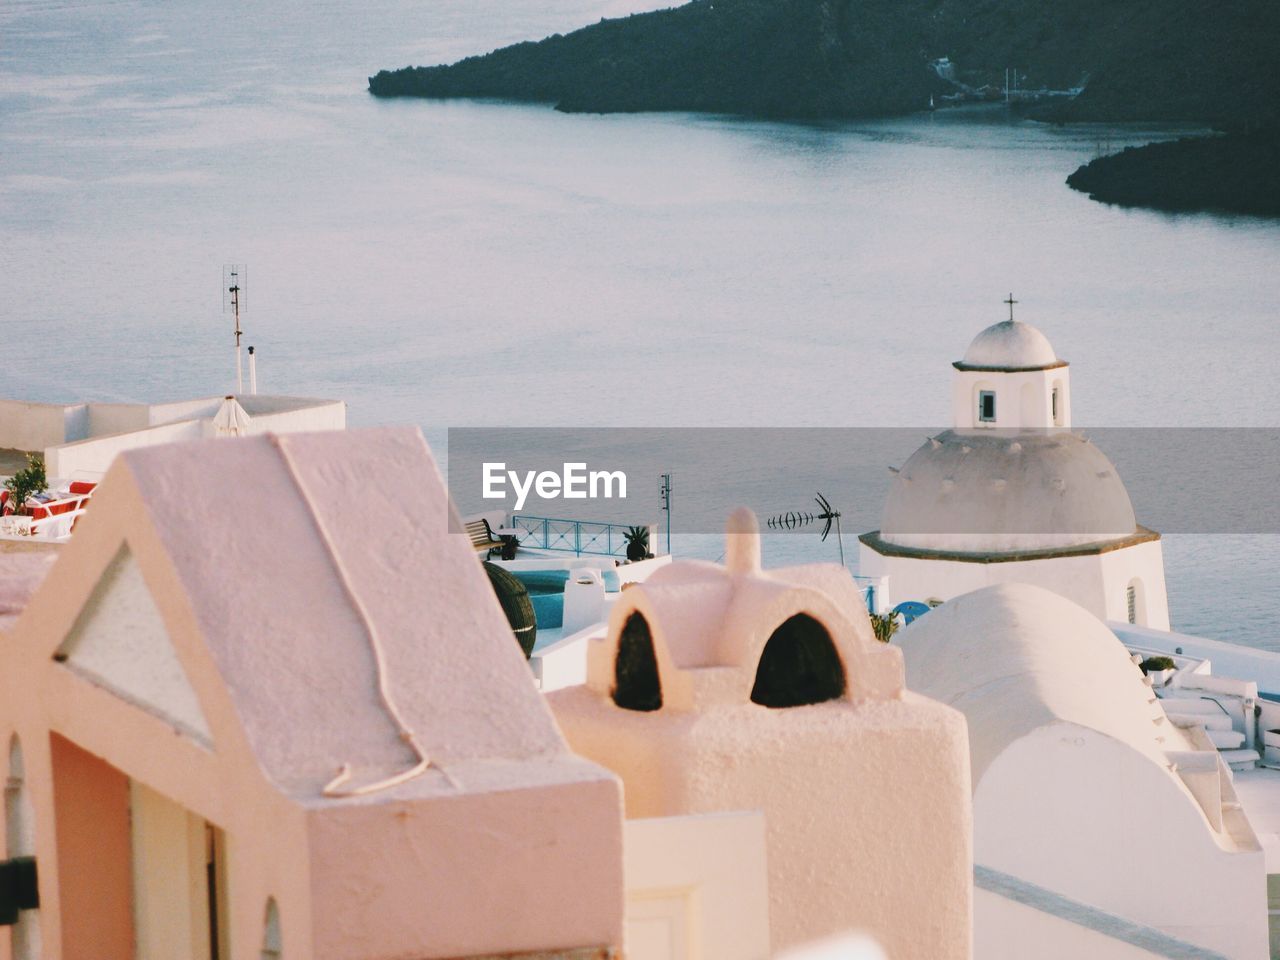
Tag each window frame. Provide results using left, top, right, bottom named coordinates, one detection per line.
left=978, top=390, right=997, bottom=423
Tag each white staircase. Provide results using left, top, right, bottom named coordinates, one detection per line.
left=1160, top=694, right=1259, bottom=771
left=1206, top=728, right=1245, bottom=749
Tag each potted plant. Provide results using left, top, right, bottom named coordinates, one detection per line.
left=870, top=610, right=902, bottom=644
left=623, top=525, right=651, bottom=562
left=1139, top=655, right=1177, bottom=686
left=2, top=453, right=47, bottom=536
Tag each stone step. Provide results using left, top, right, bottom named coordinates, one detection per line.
left=1165, top=710, right=1234, bottom=732
left=1209, top=728, right=1246, bottom=749
left=1221, top=748, right=1261, bottom=772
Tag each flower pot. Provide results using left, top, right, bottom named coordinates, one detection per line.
left=0, top=515, right=33, bottom=537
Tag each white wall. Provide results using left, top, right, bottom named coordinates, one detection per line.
left=43, top=398, right=345, bottom=478
left=244, top=400, right=346, bottom=435
left=976, top=724, right=1267, bottom=959
left=85, top=403, right=153, bottom=438
left=45, top=420, right=204, bottom=479
left=952, top=367, right=1071, bottom=431
left=624, top=812, right=770, bottom=960
left=0, top=400, right=83, bottom=452
left=1099, top=542, right=1170, bottom=630
left=976, top=887, right=1182, bottom=960
left=861, top=538, right=1170, bottom=629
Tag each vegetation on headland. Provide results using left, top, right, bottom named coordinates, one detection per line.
left=369, top=0, right=1280, bottom=126
left=371, top=0, right=947, bottom=120
left=369, top=0, right=1280, bottom=215
left=1067, top=131, right=1280, bottom=218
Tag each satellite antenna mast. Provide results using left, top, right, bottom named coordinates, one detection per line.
left=766, top=492, right=846, bottom=566
left=223, top=264, right=247, bottom=394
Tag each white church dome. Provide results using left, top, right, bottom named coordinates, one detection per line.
left=876, top=429, right=1140, bottom=555
left=958, top=320, right=1061, bottom=371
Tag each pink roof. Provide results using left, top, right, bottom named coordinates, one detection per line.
left=0, top=550, right=58, bottom=634
left=120, top=427, right=567, bottom=798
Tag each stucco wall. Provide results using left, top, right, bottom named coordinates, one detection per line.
left=951, top=367, right=1070, bottom=430
left=624, top=812, right=770, bottom=960
left=48, top=734, right=134, bottom=960
left=550, top=687, right=972, bottom=960
left=44, top=420, right=204, bottom=479
left=244, top=400, right=346, bottom=434
left=860, top=539, right=1170, bottom=629
left=0, top=429, right=625, bottom=960
left=0, top=401, right=82, bottom=453
left=975, top=725, right=1266, bottom=959
left=43, top=399, right=346, bottom=478
left=308, top=772, right=624, bottom=960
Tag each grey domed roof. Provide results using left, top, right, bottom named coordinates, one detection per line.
left=956, top=320, right=1063, bottom=371
left=875, top=430, right=1140, bottom=555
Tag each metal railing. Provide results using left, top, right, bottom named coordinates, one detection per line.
left=510, top=515, right=656, bottom=559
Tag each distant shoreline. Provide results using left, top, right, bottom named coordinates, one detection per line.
left=368, top=0, right=1280, bottom=219
left=1066, top=132, right=1280, bottom=218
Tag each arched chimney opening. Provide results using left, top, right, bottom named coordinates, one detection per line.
left=613, top=613, right=662, bottom=712
left=751, top=614, right=846, bottom=708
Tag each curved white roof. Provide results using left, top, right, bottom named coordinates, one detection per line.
left=894, top=583, right=1179, bottom=785
left=877, top=429, right=1139, bottom=555
left=960, top=320, right=1060, bottom=370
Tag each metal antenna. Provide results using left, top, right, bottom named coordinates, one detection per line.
left=1004, top=292, right=1017, bottom=321
left=766, top=492, right=846, bottom=566
left=659, top=473, right=673, bottom=555
left=223, top=264, right=247, bottom=393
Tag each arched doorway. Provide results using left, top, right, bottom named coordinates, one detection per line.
left=613, top=613, right=662, bottom=712
left=751, top=615, right=846, bottom=708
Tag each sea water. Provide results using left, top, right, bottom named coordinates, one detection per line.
left=3, top=0, right=1279, bottom=647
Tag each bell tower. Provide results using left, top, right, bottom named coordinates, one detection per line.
left=950, top=297, right=1071, bottom=431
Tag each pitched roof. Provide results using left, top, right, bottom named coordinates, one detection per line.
left=114, top=427, right=567, bottom=797
left=0, top=548, right=58, bottom=634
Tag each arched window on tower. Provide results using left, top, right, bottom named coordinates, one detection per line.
left=613, top=613, right=662, bottom=712
left=978, top=390, right=997, bottom=423
left=1126, top=579, right=1145, bottom=625
left=751, top=614, right=846, bottom=708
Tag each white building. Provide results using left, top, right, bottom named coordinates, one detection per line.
left=0, top=395, right=345, bottom=481
left=859, top=317, right=1170, bottom=629
left=897, top=583, right=1268, bottom=960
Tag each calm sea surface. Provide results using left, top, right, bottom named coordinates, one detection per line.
left=3, top=0, right=1280, bottom=647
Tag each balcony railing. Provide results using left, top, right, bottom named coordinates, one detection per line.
left=510, top=515, right=656, bottom=559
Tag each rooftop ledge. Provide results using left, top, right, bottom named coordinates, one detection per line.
left=952, top=359, right=1070, bottom=373
left=858, top=526, right=1160, bottom=564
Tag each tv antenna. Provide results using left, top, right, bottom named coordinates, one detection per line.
left=766, top=492, right=846, bottom=565
left=659, top=473, right=673, bottom=554
left=223, top=264, right=247, bottom=393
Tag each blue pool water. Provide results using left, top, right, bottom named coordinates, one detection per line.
left=512, top=567, right=622, bottom=630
